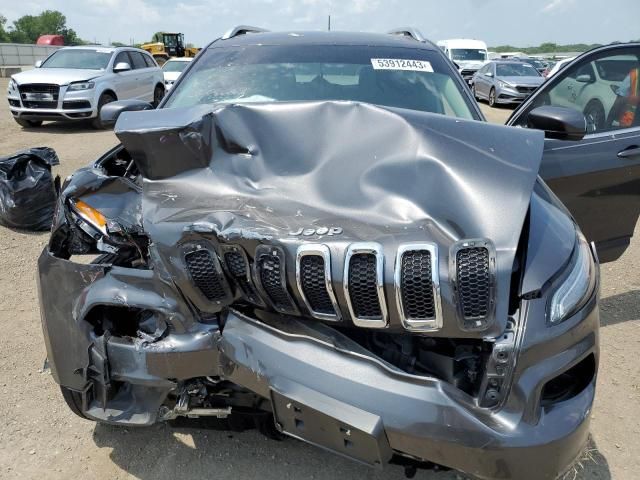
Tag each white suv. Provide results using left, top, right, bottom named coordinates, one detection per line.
left=7, top=46, right=165, bottom=129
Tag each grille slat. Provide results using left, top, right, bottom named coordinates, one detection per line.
left=349, top=254, right=382, bottom=318
left=254, top=247, right=298, bottom=315
left=224, top=249, right=260, bottom=302
left=185, top=249, right=227, bottom=302
left=456, top=247, right=490, bottom=321
left=344, top=243, right=387, bottom=328
left=400, top=250, right=435, bottom=319
left=300, top=256, right=334, bottom=314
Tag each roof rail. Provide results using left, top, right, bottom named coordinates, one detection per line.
left=222, top=25, right=269, bottom=40
left=388, top=28, right=426, bottom=43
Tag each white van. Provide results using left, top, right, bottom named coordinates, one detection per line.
left=437, top=39, right=488, bottom=84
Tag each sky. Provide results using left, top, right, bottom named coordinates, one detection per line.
left=2, top=0, right=639, bottom=48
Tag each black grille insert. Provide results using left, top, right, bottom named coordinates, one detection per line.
left=456, top=247, right=490, bottom=320
left=348, top=253, right=382, bottom=319
left=400, top=250, right=435, bottom=319
left=19, top=84, right=59, bottom=109
left=224, top=249, right=259, bottom=302
left=185, top=249, right=226, bottom=302
left=258, top=254, right=292, bottom=311
left=300, top=255, right=334, bottom=315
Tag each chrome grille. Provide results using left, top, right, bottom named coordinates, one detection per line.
left=185, top=249, right=227, bottom=302
left=395, top=243, right=441, bottom=331
left=296, top=245, right=340, bottom=321
left=344, top=243, right=387, bottom=328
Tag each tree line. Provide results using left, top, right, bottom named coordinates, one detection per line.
left=0, top=10, right=82, bottom=45
left=490, top=41, right=640, bottom=55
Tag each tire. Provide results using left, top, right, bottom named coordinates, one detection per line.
left=488, top=87, right=497, bottom=107
left=583, top=100, right=605, bottom=133
left=91, top=92, right=117, bottom=129
left=59, top=386, right=89, bottom=420
left=152, top=85, right=165, bottom=107
left=14, top=118, right=43, bottom=128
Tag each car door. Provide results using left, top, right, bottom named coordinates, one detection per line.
left=481, top=63, right=495, bottom=98
left=112, top=51, right=138, bottom=100
left=508, top=43, right=640, bottom=262
left=128, top=51, right=155, bottom=101
left=474, top=64, right=487, bottom=97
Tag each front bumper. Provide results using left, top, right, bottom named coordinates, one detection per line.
left=38, top=248, right=598, bottom=479
left=495, top=87, right=534, bottom=104
left=8, top=85, right=96, bottom=121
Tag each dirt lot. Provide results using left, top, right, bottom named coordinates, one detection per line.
left=0, top=77, right=638, bottom=480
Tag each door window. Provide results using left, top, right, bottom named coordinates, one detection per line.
left=129, top=52, right=148, bottom=70
left=517, top=48, right=640, bottom=134
left=113, top=51, right=132, bottom=68
left=143, top=54, right=156, bottom=68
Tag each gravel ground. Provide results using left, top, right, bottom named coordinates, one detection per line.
left=0, top=78, right=638, bottom=480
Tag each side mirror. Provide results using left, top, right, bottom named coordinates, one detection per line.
left=100, top=100, right=154, bottom=128
left=576, top=74, right=594, bottom=83
left=485, top=72, right=493, bottom=77
left=453, top=62, right=460, bottom=70
left=35, top=60, right=42, bottom=68
left=527, top=106, right=587, bottom=141
left=113, top=62, right=131, bottom=73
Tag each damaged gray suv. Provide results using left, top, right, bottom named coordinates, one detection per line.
left=37, top=28, right=640, bottom=480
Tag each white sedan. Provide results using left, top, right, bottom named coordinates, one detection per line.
left=162, top=58, right=193, bottom=90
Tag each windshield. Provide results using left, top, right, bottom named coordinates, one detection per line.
left=41, top=49, right=113, bottom=70
left=450, top=48, right=487, bottom=62
left=163, top=34, right=178, bottom=47
left=163, top=61, right=190, bottom=73
left=496, top=63, right=540, bottom=77
left=163, top=45, right=477, bottom=120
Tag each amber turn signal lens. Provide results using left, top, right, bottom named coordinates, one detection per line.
left=73, top=200, right=107, bottom=233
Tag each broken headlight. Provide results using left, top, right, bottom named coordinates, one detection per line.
left=71, top=199, right=107, bottom=236
left=548, top=235, right=595, bottom=325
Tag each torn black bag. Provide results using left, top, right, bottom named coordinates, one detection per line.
left=0, top=147, right=60, bottom=231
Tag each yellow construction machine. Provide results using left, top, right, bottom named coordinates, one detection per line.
left=141, top=33, right=199, bottom=65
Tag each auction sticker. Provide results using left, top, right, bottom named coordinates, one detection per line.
left=371, top=58, right=434, bottom=72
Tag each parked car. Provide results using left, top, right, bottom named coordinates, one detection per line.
left=513, top=56, right=548, bottom=74
left=7, top=46, right=165, bottom=129
left=524, top=52, right=639, bottom=132
left=37, top=29, right=640, bottom=480
left=437, top=38, right=488, bottom=84
left=546, top=56, right=576, bottom=78
left=161, top=57, right=193, bottom=90
left=472, top=60, right=545, bottom=106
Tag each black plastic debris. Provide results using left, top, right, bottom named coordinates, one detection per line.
left=0, top=147, right=60, bottom=231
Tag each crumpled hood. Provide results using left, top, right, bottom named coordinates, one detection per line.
left=13, top=68, right=104, bottom=86
left=114, top=101, right=545, bottom=337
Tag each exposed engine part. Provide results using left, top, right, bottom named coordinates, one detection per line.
left=158, top=392, right=232, bottom=420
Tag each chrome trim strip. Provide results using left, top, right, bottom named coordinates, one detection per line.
left=394, top=243, right=442, bottom=331
left=295, top=244, right=341, bottom=322
left=343, top=242, right=388, bottom=328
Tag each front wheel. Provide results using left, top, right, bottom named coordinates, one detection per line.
left=488, top=87, right=497, bottom=107
left=91, top=92, right=117, bottom=129
left=14, top=118, right=43, bottom=128
left=584, top=100, right=605, bottom=133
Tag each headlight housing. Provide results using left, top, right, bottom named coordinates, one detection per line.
left=7, top=78, right=18, bottom=94
left=67, top=81, right=95, bottom=91
left=70, top=199, right=107, bottom=235
left=548, top=235, right=596, bottom=325
left=497, top=80, right=511, bottom=89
